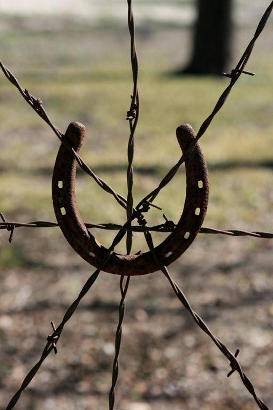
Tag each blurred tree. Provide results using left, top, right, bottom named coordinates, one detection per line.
left=182, top=0, right=233, bottom=75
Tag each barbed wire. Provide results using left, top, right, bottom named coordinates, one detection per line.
left=136, top=0, right=273, bottom=209
left=108, top=275, right=130, bottom=410
left=1, top=1, right=272, bottom=224
left=5, top=216, right=134, bottom=409
left=108, top=2, right=140, bottom=407
left=199, top=227, right=273, bottom=239
left=4, top=212, right=272, bottom=409
left=1, top=1, right=272, bottom=409
left=5, top=267, right=98, bottom=410
left=0, top=62, right=128, bottom=211
left=125, top=0, right=140, bottom=254
left=143, top=230, right=269, bottom=410
left=1, top=217, right=272, bottom=240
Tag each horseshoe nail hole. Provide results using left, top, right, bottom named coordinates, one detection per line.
left=58, top=180, right=63, bottom=189
left=195, top=208, right=201, bottom=216
left=165, top=251, right=173, bottom=258
left=184, top=232, right=190, bottom=240
left=60, top=207, right=66, bottom=216
left=198, top=180, right=203, bottom=189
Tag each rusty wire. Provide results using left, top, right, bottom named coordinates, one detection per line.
left=1, top=1, right=273, bottom=409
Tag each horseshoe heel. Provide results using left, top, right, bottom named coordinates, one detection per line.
left=52, top=122, right=209, bottom=276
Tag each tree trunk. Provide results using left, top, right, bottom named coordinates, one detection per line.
left=183, top=0, right=233, bottom=75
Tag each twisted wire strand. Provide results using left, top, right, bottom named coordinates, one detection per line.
left=6, top=269, right=100, bottom=410
left=136, top=1, right=273, bottom=208
left=0, top=62, right=127, bottom=211
left=126, top=0, right=140, bottom=254
left=199, top=227, right=273, bottom=239
left=143, top=230, right=269, bottom=410
left=1, top=218, right=272, bottom=239
left=108, top=275, right=130, bottom=410
left=108, top=4, right=139, bottom=407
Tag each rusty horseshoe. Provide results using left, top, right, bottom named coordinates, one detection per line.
left=52, top=122, right=209, bottom=276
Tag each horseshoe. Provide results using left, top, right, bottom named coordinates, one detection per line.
left=52, top=122, right=209, bottom=276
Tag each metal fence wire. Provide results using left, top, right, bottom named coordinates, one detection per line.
left=0, top=1, right=273, bottom=409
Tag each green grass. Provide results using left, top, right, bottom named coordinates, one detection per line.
left=0, top=18, right=272, bottom=259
